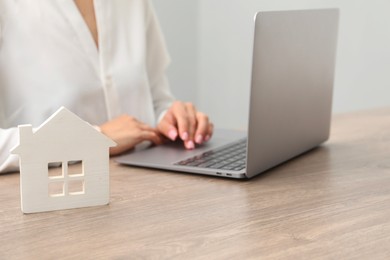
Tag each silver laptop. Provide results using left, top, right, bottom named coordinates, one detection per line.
left=116, top=9, right=339, bottom=179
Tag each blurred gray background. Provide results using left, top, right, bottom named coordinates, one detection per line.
left=152, top=0, right=390, bottom=129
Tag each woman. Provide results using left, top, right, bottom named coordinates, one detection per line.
left=0, top=0, right=213, bottom=173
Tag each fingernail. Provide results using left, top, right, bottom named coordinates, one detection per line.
left=205, top=135, right=211, bottom=142
left=195, top=134, right=203, bottom=144
left=186, top=141, right=195, bottom=150
left=168, top=129, right=178, bottom=141
left=181, top=132, right=189, bottom=141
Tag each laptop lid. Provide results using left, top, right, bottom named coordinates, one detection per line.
left=116, top=9, right=339, bottom=179
left=246, top=9, right=339, bottom=178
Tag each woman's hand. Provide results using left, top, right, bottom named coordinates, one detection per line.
left=100, top=115, right=163, bottom=156
left=157, top=101, right=214, bottom=149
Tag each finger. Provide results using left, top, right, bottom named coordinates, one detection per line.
left=182, top=103, right=197, bottom=149
left=205, top=123, right=214, bottom=142
left=139, top=124, right=164, bottom=144
left=157, top=110, right=179, bottom=141
left=184, top=102, right=197, bottom=138
left=171, top=102, right=190, bottom=141
left=194, top=112, right=209, bottom=144
left=139, top=129, right=163, bottom=145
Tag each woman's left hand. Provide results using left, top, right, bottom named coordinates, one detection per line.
left=157, top=101, right=214, bottom=149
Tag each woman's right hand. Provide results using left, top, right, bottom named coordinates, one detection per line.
left=99, top=115, right=163, bottom=156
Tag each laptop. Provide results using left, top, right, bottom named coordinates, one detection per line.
left=116, top=9, right=339, bottom=179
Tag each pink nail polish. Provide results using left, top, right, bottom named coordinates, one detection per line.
left=168, top=129, right=178, bottom=141
left=195, top=134, right=203, bottom=144
left=186, top=141, right=195, bottom=150
left=205, top=135, right=211, bottom=142
left=181, top=132, right=189, bottom=141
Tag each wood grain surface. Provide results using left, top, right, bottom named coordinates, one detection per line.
left=1, top=108, right=390, bottom=259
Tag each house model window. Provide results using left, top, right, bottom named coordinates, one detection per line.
left=11, top=107, right=117, bottom=214
left=48, top=161, right=85, bottom=197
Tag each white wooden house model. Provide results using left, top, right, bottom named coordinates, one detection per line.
left=11, top=107, right=116, bottom=213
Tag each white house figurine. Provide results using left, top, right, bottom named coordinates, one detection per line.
left=11, top=107, right=116, bottom=214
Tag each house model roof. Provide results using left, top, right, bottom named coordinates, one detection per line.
left=11, top=106, right=116, bottom=155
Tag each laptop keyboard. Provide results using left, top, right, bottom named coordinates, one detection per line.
left=174, top=138, right=247, bottom=171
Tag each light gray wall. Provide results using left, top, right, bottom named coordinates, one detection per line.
left=153, top=0, right=390, bottom=129
left=151, top=0, right=199, bottom=103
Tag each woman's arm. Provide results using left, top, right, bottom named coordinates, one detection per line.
left=0, top=10, right=19, bottom=173
left=144, top=1, right=213, bottom=149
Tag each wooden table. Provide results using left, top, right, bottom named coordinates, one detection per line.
left=1, top=108, right=390, bottom=259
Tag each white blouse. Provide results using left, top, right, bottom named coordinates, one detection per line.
left=0, top=0, right=175, bottom=173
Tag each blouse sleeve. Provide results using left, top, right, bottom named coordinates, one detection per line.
left=0, top=128, right=20, bottom=173
left=144, top=0, right=175, bottom=124
left=0, top=4, right=20, bottom=173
